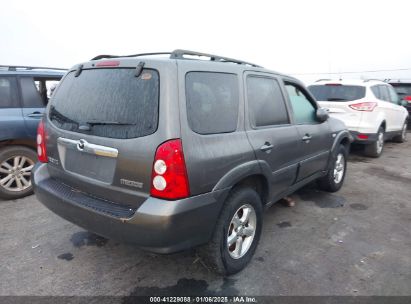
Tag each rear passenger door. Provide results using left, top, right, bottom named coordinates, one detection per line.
left=283, top=81, right=332, bottom=182
left=244, top=73, right=300, bottom=199
left=19, top=76, right=60, bottom=138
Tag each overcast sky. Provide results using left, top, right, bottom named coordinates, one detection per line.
left=1, top=0, right=410, bottom=84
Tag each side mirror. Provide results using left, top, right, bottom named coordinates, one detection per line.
left=316, top=108, right=329, bottom=122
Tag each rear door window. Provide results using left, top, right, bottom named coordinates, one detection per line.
left=20, top=77, right=49, bottom=108
left=246, top=76, right=289, bottom=127
left=308, top=85, right=366, bottom=101
left=185, top=72, right=239, bottom=134
left=50, top=68, right=159, bottom=139
left=0, top=77, right=19, bottom=108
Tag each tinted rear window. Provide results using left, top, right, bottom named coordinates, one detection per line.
left=186, top=72, right=239, bottom=134
left=308, top=85, right=365, bottom=101
left=49, top=68, right=159, bottom=139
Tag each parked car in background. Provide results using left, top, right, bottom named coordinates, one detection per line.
left=0, top=65, right=65, bottom=199
left=386, top=79, right=411, bottom=124
left=308, top=79, right=408, bottom=157
left=33, top=50, right=352, bottom=275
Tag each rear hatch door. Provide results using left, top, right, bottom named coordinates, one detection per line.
left=45, top=60, right=178, bottom=209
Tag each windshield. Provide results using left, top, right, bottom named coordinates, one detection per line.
left=308, top=85, right=366, bottom=102
left=49, top=68, right=159, bottom=139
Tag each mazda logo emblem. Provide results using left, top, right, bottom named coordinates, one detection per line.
left=77, top=139, right=87, bottom=150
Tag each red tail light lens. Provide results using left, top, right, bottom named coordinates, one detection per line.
left=404, top=96, right=411, bottom=101
left=37, top=120, right=48, bottom=163
left=349, top=102, right=377, bottom=112
left=150, top=139, right=190, bottom=200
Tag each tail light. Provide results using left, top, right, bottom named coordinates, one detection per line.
left=349, top=102, right=377, bottom=112
left=404, top=96, right=411, bottom=102
left=150, top=139, right=189, bottom=200
left=37, top=120, right=48, bottom=163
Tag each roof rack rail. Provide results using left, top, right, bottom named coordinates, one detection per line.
left=315, top=79, right=332, bottom=82
left=0, top=65, right=67, bottom=71
left=170, top=49, right=262, bottom=67
left=90, top=52, right=172, bottom=61
left=91, top=49, right=262, bottom=67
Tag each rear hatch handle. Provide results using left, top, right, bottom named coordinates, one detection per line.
left=57, top=137, right=118, bottom=158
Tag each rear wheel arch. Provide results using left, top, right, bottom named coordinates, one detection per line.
left=231, top=174, right=269, bottom=206
left=212, top=160, right=271, bottom=204
left=0, top=139, right=36, bottom=150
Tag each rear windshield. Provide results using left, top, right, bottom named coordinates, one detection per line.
left=49, top=68, right=159, bottom=139
left=308, top=85, right=366, bottom=102
left=390, top=84, right=411, bottom=97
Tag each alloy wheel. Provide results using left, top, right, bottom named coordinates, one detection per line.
left=0, top=156, right=34, bottom=192
left=333, top=153, right=345, bottom=184
left=227, top=204, right=257, bottom=259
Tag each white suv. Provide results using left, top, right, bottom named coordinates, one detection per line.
left=308, top=79, right=408, bottom=157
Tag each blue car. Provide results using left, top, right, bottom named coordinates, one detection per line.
left=0, top=65, right=65, bottom=199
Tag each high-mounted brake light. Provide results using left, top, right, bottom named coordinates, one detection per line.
left=349, top=102, right=377, bottom=112
left=150, top=139, right=190, bottom=200
left=96, top=60, right=120, bottom=67
left=37, top=120, right=48, bottom=163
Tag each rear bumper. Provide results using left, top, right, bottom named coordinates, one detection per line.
left=349, top=131, right=378, bottom=144
left=32, top=163, right=228, bottom=253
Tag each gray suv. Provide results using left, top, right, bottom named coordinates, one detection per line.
left=32, top=50, right=352, bottom=275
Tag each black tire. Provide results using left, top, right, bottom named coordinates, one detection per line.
left=0, top=146, right=37, bottom=200
left=364, top=127, right=384, bottom=158
left=199, top=187, right=263, bottom=275
left=317, top=144, right=348, bottom=192
left=392, top=120, right=408, bottom=143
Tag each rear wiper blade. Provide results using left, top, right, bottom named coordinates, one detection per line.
left=49, top=106, right=78, bottom=124
left=85, top=120, right=136, bottom=126
left=78, top=120, right=136, bottom=131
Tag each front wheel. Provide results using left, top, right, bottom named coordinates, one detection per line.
left=317, top=144, right=348, bottom=192
left=364, top=127, right=384, bottom=158
left=199, top=188, right=263, bottom=275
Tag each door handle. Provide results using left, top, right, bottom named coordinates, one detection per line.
left=302, top=134, right=312, bottom=142
left=27, top=112, right=44, bottom=118
left=260, top=142, right=274, bottom=153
